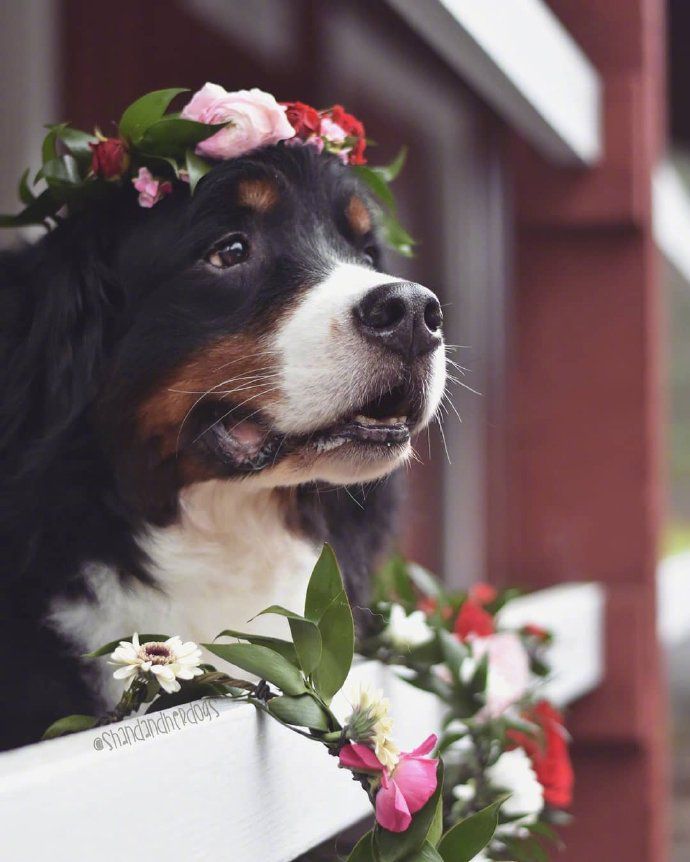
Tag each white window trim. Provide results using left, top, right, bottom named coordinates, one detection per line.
left=0, top=583, right=604, bottom=862
left=384, top=0, right=602, bottom=166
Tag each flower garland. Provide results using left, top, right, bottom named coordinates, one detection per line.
left=0, top=83, right=414, bottom=256
left=45, top=546, right=507, bottom=862
left=359, top=556, right=574, bottom=862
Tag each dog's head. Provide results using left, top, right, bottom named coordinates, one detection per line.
left=9, top=145, right=446, bottom=520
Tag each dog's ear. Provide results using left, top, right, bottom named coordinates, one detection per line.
left=0, top=215, right=121, bottom=468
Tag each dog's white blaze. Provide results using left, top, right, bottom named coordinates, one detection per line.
left=48, top=480, right=319, bottom=704
left=270, top=262, right=405, bottom=433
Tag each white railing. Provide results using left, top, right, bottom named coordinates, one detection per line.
left=0, top=583, right=605, bottom=862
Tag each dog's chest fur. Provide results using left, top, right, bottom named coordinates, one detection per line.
left=48, top=480, right=319, bottom=703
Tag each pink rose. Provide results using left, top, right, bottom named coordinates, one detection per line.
left=339, top=734, right=439, bottom=833
left=132, top=167, right=172, bottom=208
left=181, top=83, right=295, bottom=160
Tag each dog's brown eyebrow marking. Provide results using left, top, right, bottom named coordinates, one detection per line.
left=346, top=195, right=372, bottom=236
left=237, top=178, right=279, bottom=213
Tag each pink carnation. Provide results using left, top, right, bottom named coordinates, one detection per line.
left=339, top=734, right=439, bottom=833
left=181, top=83, right=295, bottom=160
left=132, top=168, right=172, bottom=208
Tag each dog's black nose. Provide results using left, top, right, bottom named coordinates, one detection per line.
left=354, top=281, right=443, bottom=359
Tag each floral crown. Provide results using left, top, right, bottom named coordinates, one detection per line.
left=0, top=83, right=413, bottom=256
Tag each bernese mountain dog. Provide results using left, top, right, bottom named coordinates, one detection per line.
left=0, top=144, right=446, bottom=749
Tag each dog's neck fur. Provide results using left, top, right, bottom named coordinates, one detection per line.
left=48, top=479, right=319, bottom=703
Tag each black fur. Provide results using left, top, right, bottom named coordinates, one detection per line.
left=0, top=146, right=401, bottom=750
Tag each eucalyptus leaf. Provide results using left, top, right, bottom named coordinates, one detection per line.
left=185, top=148, right=212, bottom=193
left=267, top=693, right=331, bottom=731
left=374, top=554, right=416, bottom=606
left=405, top=842, right=443, bottom=862
left=253, top=606, right=323, bottom=675
left=304, top=543, right=344, bottom=622
left=347, top=831, right=376, bottom=862
left=437, top=796, right=506, bottom=862
left=118, top=87, right=189, bottom=143
left=374, top=761, right=444, bottom=862
left=18, top=168, right=35, bottom=205
left=42, top=714, right=98, bottom=740
left=312, top=589, right=354, bottom=703
left=84, top=634, right=171, bottom=658
left=213, top=629, right=298, bottom=665
left=203, top=642, right=306, bottom=696
left=138, top=118, right=227, bottom=160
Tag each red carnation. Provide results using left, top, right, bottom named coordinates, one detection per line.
left=328, top=104, right=367, bottom=165
left=453, top=599, right=495, bottom=641
left=508, top=700, right=574, bottom=808
left=90, top=138, right=129, bottom=179
left=469, top=582, right=498, bottom=606
left=282, top=101, right=321, bottom=140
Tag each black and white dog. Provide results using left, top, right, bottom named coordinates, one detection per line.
left=0, top=145, right=445, bottom=749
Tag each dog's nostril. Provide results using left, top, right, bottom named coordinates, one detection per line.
left=424, top=299, right=443, bottom=332
left=354, top=281, right=442, bottom=360
left=368, top=296, right=407, bottom=331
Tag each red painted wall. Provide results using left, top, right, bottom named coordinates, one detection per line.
left=500, top=1, right=668, bottom=858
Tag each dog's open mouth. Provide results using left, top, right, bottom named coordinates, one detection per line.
left=200, top=382, right=417, bottom=472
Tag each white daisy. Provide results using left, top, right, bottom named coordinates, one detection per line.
left=109, top=633, right=204, bottom=694
left=344, top=681, right=400, bottom=770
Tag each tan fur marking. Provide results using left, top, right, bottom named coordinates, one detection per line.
left=138, top=334, right=280, bottom=458
left=346, top=195, right=372, bottom=236
left=237, top=178, right=279, bottom=213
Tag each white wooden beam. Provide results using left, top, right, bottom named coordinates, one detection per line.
left=0, top=585, right=604, bottom=860
left=384, top=0, right=602, bottom=166
left=653, top=161, right=690, bottom=285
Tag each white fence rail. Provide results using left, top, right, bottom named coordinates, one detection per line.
left=0, top=584, right=605, bottom=862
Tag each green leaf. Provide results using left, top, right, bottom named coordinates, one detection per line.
left=438, top=629, right=467, bottom=684
left=214, top=629, right=298, bottom=665
left=138, top=118, right=227, bottom=160
left=305, top=543, right=344, bottom=622
left=406, top=562, right=444, bottom=600
left=267, top=694, right=331, bottom=730
left=203, top=642, right=306, bottom=696
left=312, top=589, right=354, bottom=702
left=145, top=684, right=227, bottom=712
left=42, top=714, right=98, bottom=740
left=347, top=831, right=376, bottom=862
left=353, top=165, right=396, bottom=212
left=437, top=796, right=507, bottom=862
left=40, top=155, right=81, bottom=189
left=374, top=554, right=416, bottom=606
left=44, top=124, right=98, bottom=167
left=405, top=843, right=444, bottom=862
left=380, top=210, right=415, bottom=258
left=372, top=147, right=407, bottom=184
left=84, top=634, right=171, bottom=658
left=119, top=87, right=189, bottom=143
left=374, top=761, right=444, bottom=862
left=185, top=148, right=212, bottom=193
left=426, top=787, right=444, bottom=848
left=41, top=123, right=67, bottom=163
left=253, top=606, right=323, bottom=675
left=17, top=168, right=35, bottom=205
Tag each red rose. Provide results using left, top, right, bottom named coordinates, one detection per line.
left=507, top=700, right=574, bottom=808
left=90, top=138, right=129, bottom=179
left=453, top=599, right=495, bottom=641
left=469, top=582, right=498, bottom=606
left=328, top=104, right=367, bottom=165
left=282, top=101, right=321, bottom=140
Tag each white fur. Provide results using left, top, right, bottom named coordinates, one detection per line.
left=48, top=480, right=319, bottom=703
left=270, top=262, right=418, bottom=433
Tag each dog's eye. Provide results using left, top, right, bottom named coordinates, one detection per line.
left=206, top=234, right=250, bottom=269
left=363, top=245, right=378, bottom=267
